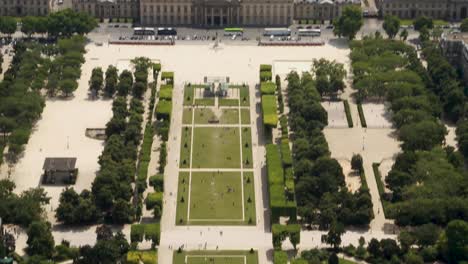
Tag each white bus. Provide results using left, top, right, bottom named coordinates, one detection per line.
left=263, top=28, right=291, bottom=37
left=298, top=28, right=321, bottom=37
left=133, top=27, right=156, bottom=35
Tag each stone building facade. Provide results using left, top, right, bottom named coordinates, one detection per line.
left=71, top=0, right=139, bottom=20
left=377, top=0, right=468, bottom=21
left=294, top=0, right=360, bottom=22
left=0, top=0, right=50, bottom=16
left=139, top=0, right=295, bottom=27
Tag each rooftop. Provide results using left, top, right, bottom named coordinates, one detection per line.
left=43, top=157, right=77, bottom=171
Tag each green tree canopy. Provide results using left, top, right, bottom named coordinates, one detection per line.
left=383, top=15, right=400, bottom=39
left=333, top=5, right=363, bottom=40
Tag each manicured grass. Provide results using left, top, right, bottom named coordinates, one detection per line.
left=184, top=86, right=195, bottom=106
left=241, top=127, right=253, bottom=169
left=127, top=250, right=157, bottom=264
left=219, top=98, right=239, bottom=107
left=173, top=250, right=259, bottom=264
left=193, top=109, right=239, bottom=124
left=194, top=98, right=215, bottom=106
left=180, top=127, right=192, bottom=168
left=241, top=109, right=250, bottom=124
left=240, top=86, right=250, bottom=106
left=243, top=171, right=256, bottom=224
left=183, top=108, right=193, bottom=124
left=192, top=127, right=240, bottom=168
left=176, top=171, right=255, bottom=225
left=343, top=100, right=353, bottom=128
left=189, top=171, right=243, bottom=220
left=262, top=95, right=278, bottom=127
left=357, top=103, right=367, bottom=128
left=176, top=172, right=189, bottom=224
left=400, top=19, right=449, bottom=26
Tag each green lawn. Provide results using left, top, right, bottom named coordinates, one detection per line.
left=241, top=127, right=253, bottom=169
left=192, top=127, right=241, bottom=168
left=194, top=98, right=215, bottom=106
left=189, top=171, right=243, bottom=220
left=176, top=171, right=255, bottom=225
left=173, top=250, right=258, bottom=264
left=400, top=19, right=449, bottom=26
left=183, top=108, right=193, bottom=124
left=184, top=86, right=195, bottom=106
left=193, top=109, right=239, bottom=124
left=240, top=86, right=250, bottom=106
left=219, top=98, right=240, bottom=107
left=241, top=109, right=250, bottom=124
left=180, top=127, right=192, bottom=168
left=243, top=172, right=256, bottom=224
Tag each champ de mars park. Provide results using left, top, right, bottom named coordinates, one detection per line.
left=1, top=4, right=468, bottom=264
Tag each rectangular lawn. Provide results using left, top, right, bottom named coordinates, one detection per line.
left=189, top=171, right=243, bottom=221
left=180, top=127, right=192, bottom=168
left=192, top=127, right=241, bottom=168
left=173, top=250, right=259, bottom=264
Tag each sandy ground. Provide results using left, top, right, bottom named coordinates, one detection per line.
left=445, top=123, right=458, bottom=149
left=378, top=159, right=394, bottom=193
left=338, top=159, right=361, bottom=193
left=361, top=103, right=393, bottom=128
left=322, top=101, right=348, bottom=128
left=0, top=44, right=13, bottom=81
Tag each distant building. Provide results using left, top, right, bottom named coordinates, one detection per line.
left=139, top=0, right=295, bottom=27
left=71, top=0, right=139, bottom=21
left=377, top=0, right=468, bottom=21
left=0, top=0, right=51, bottom=16
left=441, top=32, right=468, bottom=83
left=294, top=0, right=360, bottom=23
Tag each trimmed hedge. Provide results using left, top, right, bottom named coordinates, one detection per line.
left=156, top=100, right=172, bottom=120
left=273, top=250, right=288, bottom=264
left=130, top=224, right=145, bottom=242
left=262, top=95, right=278, bottom=128
left=280, top=139, right=292, bottom=167
left=343, top=100, right=353, bottom=128
left=266, top=144, right=297, bottom=223
left=372, top=163, right=390, bottom=217
left=260, top=64, right=272, bottom=72
left=149, top=174, right=164, bottom=192
left=260, top=81, right=276, bottom=95
left=260, top=71, right=272, bottom=82
left=279, top=115, right=288, bottom=138
left=127, top=251, right=157, bottom=264
left=145, top=192, right=163, bottom=210
left=357, top=103, right=367, bottom=128
left=144, top=223, right=160, bottom=245
left=153, top=63, right=161, bottom=72
left=161, top=71, right=174, bottom=84
left=159, top=84, right=173, bottom=101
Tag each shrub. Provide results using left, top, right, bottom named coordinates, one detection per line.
left=260, top=71, right=272, bottom=82
left=145, top=192, right=162, bottom=210
left=343, top=100, right=353, bottom=128
left=260, top=81, right=276, bottom=95
left=357, top=103, right=367, bottom=128
left=262, top=95, right=278, bottom=128
left=156, top=100, right=172, bottom=120
left=149, top=174, right=164, bottom=192
left=260, top=64, right=272, bottom=72
left=280, top=139, right=292, bottom=167
left=161, top=71, right=174, bottom=84
left=152, top=63, right=161, bottom=72
left=159, top=84, right=173, bottom=101
left=273, top=250, right=288, bottom=264
left=144, top=223, right=160, bottom=246
left=130, top=224, right=144, bottom=242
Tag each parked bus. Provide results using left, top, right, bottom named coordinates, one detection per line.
left=263, top=28, right=291, bottom=37
left=224, top=28, right=244, bottom=36
left=133, top=27, right=155, bottom=35
left=157, top=27, right=177, bottom=36
left=298, top=28, right=321, bottom=37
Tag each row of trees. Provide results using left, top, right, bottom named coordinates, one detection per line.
left=47, top=35, right=86, bottom=97
left=287, top=69, right=373, bottom=229
left=0, top=42, right=47, bottom=164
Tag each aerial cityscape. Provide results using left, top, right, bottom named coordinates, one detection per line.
left=0, top=0, right=468, bottom=263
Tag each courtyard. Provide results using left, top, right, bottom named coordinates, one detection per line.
left=173, top=250, right=259, bottom=264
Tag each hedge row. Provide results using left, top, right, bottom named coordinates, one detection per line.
left=266, top=144, right=296, bottom=223
left=262, top=95, right=278, bottom=128
left=130, top=223, right=160, bottom=246
left=273, top=251, right=288, bottom=264
left=357, top=103, right=367, bottom=128
left=260, top=64, right=272, bottom=72
left=161, top=71, right=174, bottom=84
left=272, top=224, right=301, bottom=250
left=280, top=138, right=292, bottom=167
left=127, top=251, right=157, bottom=264
left=260, top=81, right=276, bottom=95
left=343, top=100, right=353, bottom=128
left=159, top=84, right=173, bottom=101
left=156, top=100, right=172, bottom=120
left=145, top=192, right=163, bottom=210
